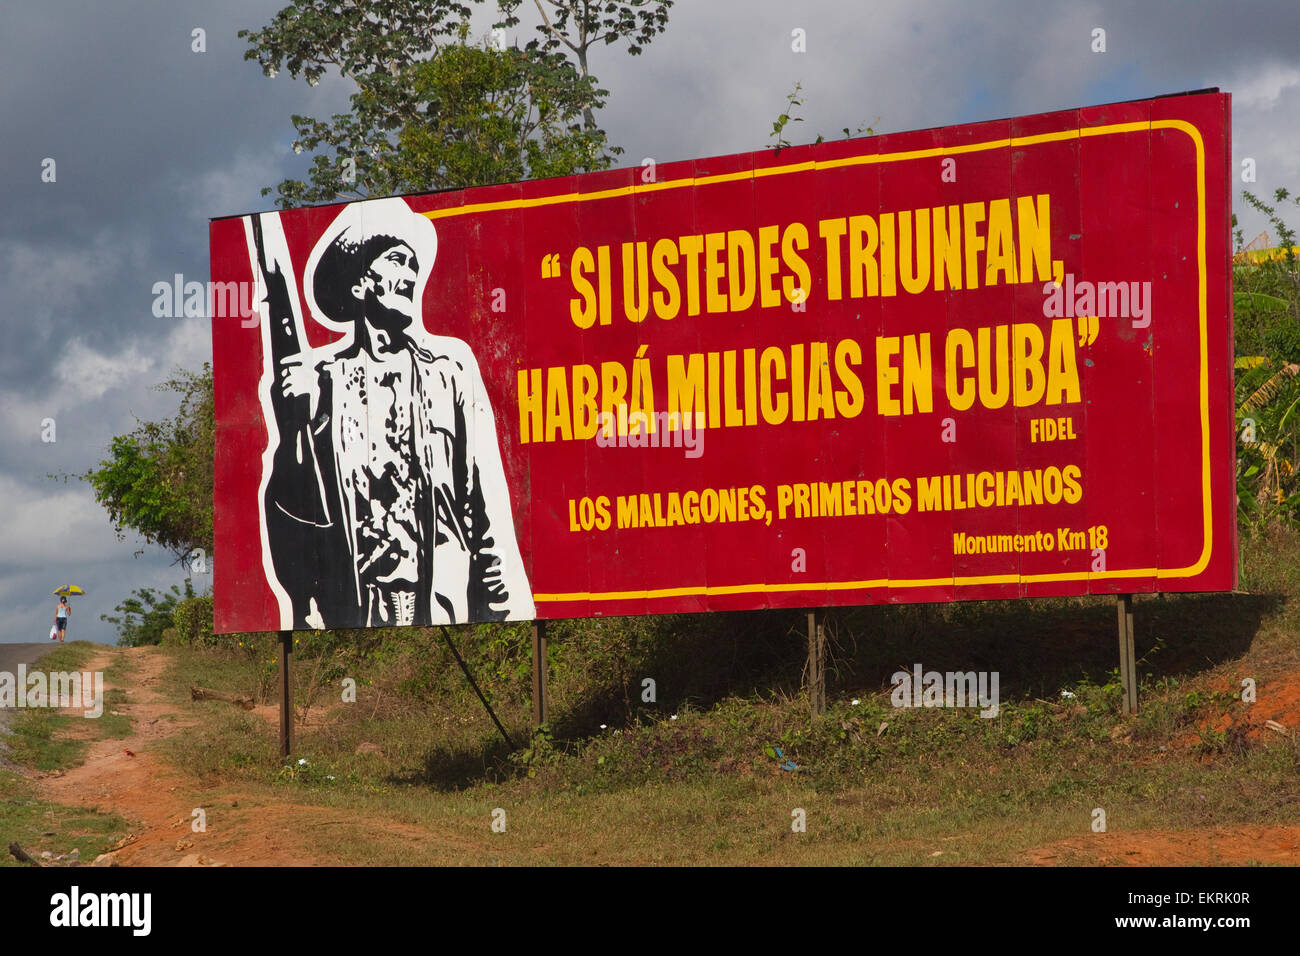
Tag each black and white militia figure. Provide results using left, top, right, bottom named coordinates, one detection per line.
left=246, top=198, right=534, bottom=629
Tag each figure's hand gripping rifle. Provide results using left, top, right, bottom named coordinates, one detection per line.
left=251, top=214, right=307, bottom=419
left=248, top=213, right=331, bottom=527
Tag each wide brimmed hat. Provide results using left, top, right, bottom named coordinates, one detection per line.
left=304, top=197, right=439, bottom=332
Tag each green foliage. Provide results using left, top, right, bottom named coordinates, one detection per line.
left=240, top=0, right=673, bottom=206
left=509, top=724, right=562, bottom=777
left=1235, top=354, right=1300, bottom=527
left=173, top=594, right=215, bottom=647
left=101, top=579, right=195, bottom=647
left=770, top=80, right=876, bottom=154
left=1232, top=260, right=1300, bottom=361
left=1239, top=187, right=1300, bottom=263
left=79, top=365, right=213, bottom=563
left=239, top=0, right=480, bottom=205
left=501, top=0, right=674, bottom=65
left=499, top=0, right=675, bottom=131
left=769, top=82, right=807, bottom=152
left=391, top=36, right=610, bottom=190
left=1234, top=188, right=1300, bottom=531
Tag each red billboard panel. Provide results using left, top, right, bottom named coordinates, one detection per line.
left=210, top=91, right=1234, bottom=632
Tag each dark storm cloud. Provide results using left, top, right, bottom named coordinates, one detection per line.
left=0, top=0, right=339, bottom=642
left=3, top=0, right=1299, bottom=641
left=0, top=0, right=344, bottom=388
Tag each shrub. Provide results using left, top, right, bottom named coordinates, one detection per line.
left=173, top=595, right=215, bottom=646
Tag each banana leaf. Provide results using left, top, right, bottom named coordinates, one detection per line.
left=1233, top=292, right=1291, bottom=313
left=1241, top=364, right=1300, bottom=413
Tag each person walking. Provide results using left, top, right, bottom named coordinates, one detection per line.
left=53, top=595, right=70, bottom=642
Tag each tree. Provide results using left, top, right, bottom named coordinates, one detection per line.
left=240, top=1, right=639, bottom=206
left=84, top=6, right=670, bottom=561
left=239, top=0, right=478, bottom=205
left=101, top=580, right=196, bottom=647
left=80, top=364, right=214, bottom=566
left=499, top=0, right=675, bottom=132
left=392, top=32, right=610, bottom=190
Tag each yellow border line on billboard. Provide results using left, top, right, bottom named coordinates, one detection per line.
left=420, top=119, right=1215, bottom=602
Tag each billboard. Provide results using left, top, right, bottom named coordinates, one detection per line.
left=210, top=91, right=1234, bottom=633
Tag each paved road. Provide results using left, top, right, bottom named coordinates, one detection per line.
left=0, top=642, right=62, bottom=741
left=0, top=643, right=55, bottom=674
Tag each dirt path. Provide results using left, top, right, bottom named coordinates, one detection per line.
left=1025, top=825, right=1300, bottom=865
left=33, top=646, right=451, bottom=866
left=1024, top=671, right=1300, bottom=866
left=27, top=646, right=1300, bottom=867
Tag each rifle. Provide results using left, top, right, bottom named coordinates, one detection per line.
left=247, top=212, right=331, bottom=528
left=251, top=214, right=306, bottom=419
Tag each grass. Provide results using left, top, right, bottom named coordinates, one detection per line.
left=31, top=641, right=98, bottom=672
left=7, top=529, right=1294, bottom=865
left=128, top=528, right=1300, bottom=865
left=0, top=770, right=130, bottom=867
left=3, top=640, right=134, bottom=772
left=145, top=712, right=1300, bottom=865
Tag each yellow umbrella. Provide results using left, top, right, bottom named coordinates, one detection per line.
left=52, top=585, right=85, bottom=596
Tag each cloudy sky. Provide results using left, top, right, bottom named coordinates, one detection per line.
left=1, top=0, right=1297, bottom=643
